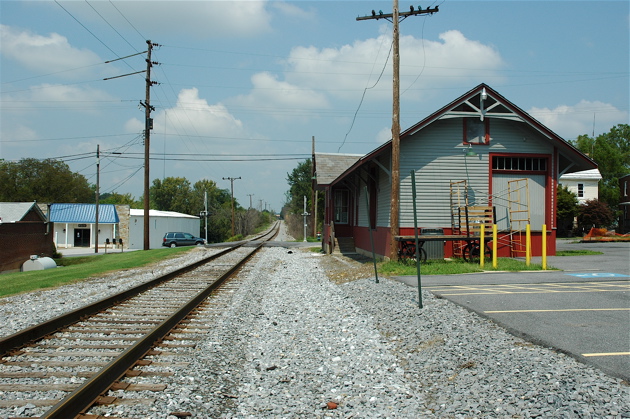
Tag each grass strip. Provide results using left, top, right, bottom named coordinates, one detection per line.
left=0, top=247, right=192, bottom=298
left=555, top=250, right=603, bottom=256
left=379, top=257, right=553, bottom=276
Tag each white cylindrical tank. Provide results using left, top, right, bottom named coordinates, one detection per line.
left=21, top=255, right=57, bottom=272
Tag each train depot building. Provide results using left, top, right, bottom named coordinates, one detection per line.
left=315, top=84, right=597, bottom=260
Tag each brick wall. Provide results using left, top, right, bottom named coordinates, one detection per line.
left=0, top=222, right=55, bottom=272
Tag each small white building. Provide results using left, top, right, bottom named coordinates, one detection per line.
left=559, top=169, right=602, bottom=204
left=128, top=209, right=201, bottom=249
left=49, top=203, right=120, bottom=249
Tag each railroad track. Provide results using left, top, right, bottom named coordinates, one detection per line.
left=0, top=222, right=279, bottom=418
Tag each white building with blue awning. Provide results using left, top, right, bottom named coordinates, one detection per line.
left=49, top=203, right=120, bottom=248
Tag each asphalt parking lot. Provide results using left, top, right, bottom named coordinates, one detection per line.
left=393, top=240, right=630, bottom=381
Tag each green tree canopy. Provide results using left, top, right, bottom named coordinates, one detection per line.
left=556, top=185, right=579, bottom=235
left=99, top=192, right=141, bottom=208
left=150, top=177, right=193, bottom=214
left=0, top=158, right=93, bottom=203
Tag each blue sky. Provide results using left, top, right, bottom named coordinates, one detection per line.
left=1, top=0, right=628, bottom=212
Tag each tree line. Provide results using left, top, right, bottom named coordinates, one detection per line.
left=0, top=159, right=273, bottom=242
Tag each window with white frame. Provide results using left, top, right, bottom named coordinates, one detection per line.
left=577, top=183, right=584, bottom=198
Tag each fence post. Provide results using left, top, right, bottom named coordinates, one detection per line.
left=492, top=224, right=498, bottom=269
left=542, top=224, right=547, bottom=270
left=526, top=224, right=531, bottom=266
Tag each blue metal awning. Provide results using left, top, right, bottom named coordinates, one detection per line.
left=49, top=204, right=119, bottom=224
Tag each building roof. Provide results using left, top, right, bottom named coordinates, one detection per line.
left=0, top=202, right=46, bottom=223
left=330, top=83, right=597, bottom=186
left=130, top=209, right=199, bottom=219
left=314, top=153, right=363, bottom=187
left=559, top=169, right=602, bottom=181
left=49, top=203, right=119, bottom=224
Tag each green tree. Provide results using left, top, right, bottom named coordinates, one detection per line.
left=285, top=159, right=313, bottom=214
left=556, top=185, right=579, bottom=236
left=99, top=192, right=140, bottom=208
left=150, top=177, right=193, bottom=213
left=0, top=158, right=92, bottom=203
left=191, top=179, right=234, bottom=242
left=572, top=124, right=630, bottom=210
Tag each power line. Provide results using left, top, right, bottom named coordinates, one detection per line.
left=85, top=0, right=139, bottom=52
left=54, top=0, right=118, bottom=58
left=108, top=0, right=146, bottom=41
left=339, top=33, right=394, bottom=152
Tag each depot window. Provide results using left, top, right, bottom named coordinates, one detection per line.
left=492, top=156, right=547, bottom=172
left=464, top=118, right=490, bottom=145
left=334, top=189, right=349, bottom=224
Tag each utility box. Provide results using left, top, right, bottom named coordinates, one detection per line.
left=420, top=228, right=445, bottom=260
left=21, top=255, right=57, bottom=272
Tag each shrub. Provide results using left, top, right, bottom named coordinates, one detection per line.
left=577, top=199, right=615, bottom=230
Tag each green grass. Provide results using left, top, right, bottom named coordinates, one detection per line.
left=0, top=247, right=192, bottom=298
left=379, top=257, right=553, bottom=276
left=555, top=249, right=603, bottom=256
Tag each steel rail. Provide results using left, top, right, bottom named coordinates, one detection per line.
left=0, top=222, right=278, bottom=357
left=42, top=239, right=268, bottom=418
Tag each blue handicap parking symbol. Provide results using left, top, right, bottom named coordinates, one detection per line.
left=566, top=272, right=629, bottom=278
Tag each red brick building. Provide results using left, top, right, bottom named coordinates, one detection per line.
left=0, top=202, right=54, bottom=272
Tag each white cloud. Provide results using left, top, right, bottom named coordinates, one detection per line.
left=528, top=100, right=628, bottom=140
left=233, top=72, right=329, bottom=120
left=282, top=30, right=505, bottom=102
left=126, top=87, right=247, bottom=151
left=376, top=126, right=392, bottom=144
left=0, top=25, right=103, bottom=76
left=2, top=84, right=117, bottom=116
left=270, top=1, right=315, bottom=19
left=108, top=0, right=274, bottom=39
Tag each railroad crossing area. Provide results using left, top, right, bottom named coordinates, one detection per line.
left=392, top=240, right=630, bottom=381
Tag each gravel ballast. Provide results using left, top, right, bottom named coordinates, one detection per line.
left=1, top=236, right=628, bottom=418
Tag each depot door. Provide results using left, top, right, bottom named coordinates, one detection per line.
left=74, top=229, right=90, bottom=247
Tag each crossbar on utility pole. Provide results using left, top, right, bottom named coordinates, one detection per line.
left=223, top=177, right=241, bottom=237
left=357, top=1, right=439, bottom=260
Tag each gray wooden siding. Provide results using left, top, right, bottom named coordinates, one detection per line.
left=398, top=118, right=554, bottom=228
left=492, top=174, right=546, bottom=230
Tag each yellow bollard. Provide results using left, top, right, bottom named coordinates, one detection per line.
left=526, top=224, right=531, bottom=266
left=480, top=225, right=485, bottom=268
left=542, top=224, right=547, bottom=270
left=492, top=224, right=498, bottom=269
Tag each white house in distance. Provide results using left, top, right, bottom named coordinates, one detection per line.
left=128, top=209, right=201, bottom=249
left=559, top=169, right=602, bottom=204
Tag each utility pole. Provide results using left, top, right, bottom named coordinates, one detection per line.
left=302, top=195, right=310, bottom=242
left=141, top=40, right=159, bottom=250
left=204, top=191, right=208, bottom=243
left=223, top=177, right=241, bottom=236
left=311, top=136, right=317, bottom=237
left=95, top=144, right=100, bottom=254
left=247, top=194, right=254, bottom=209
left=357, top=2, right=439, bottom=260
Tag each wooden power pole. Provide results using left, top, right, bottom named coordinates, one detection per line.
left=223, top=177, right=241, bottom=237
left=141, top=40, right=159, bottom=250
left=357, top=2, right=439, bottom=260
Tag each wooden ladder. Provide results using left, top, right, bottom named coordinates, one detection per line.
left=507, top=178, right=531, bottom=257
